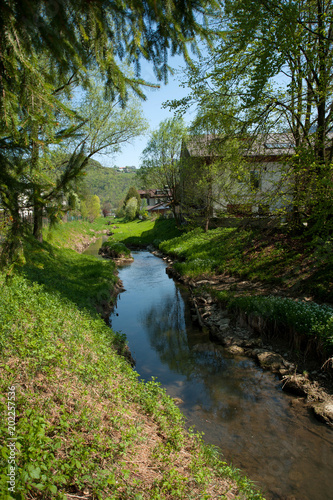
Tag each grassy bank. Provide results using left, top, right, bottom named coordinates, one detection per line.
left=109, top=218, right=182, bottom=247
left=0, top=220, right=264, bottom=499
left=43, top=218, right=108, bottom=251
left=159, top=227, right=333, bottom=360
left=159, top=227, right=333, bottom=300
left=43, top=217, right=182, bottom=251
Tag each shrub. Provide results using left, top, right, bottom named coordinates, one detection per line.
left=124, top=197, right=138, bottom=220
left=101, top=240, right=131, bottom=258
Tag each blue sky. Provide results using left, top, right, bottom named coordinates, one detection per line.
left=93, top=55, right=195, bottom=169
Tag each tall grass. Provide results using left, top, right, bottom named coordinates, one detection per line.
left=228, top=295, right=333, bottom=354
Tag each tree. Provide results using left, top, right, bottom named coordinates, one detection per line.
left=0, top=72, right=148, bottom=250
left=124, top=197, right=138, bottom=221
left=0, top=0, right=216, bottom=141
left=180, top=133, right=249, bottom=231
left=139, top=117, right=188, bottom=221
left=102, top=202, right=112, bottom=217
left=0, top=52, right=84, bottom=246
left=81, top=195, right=101, bottom=222
left=72, top=77, right=149, bottom=159
left=167, top=0, right=333, bottom=233
left=123, top=186, right=141, bottom=217
left=0, top=0, right=217, bottom=265
left=139, top=198, right=148, bottom=219
left=55, top=78, right=148, bottom=226
left=214, top=0, right=333, bottom=231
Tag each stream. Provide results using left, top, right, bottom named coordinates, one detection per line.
left=85, top=243, right=333, bottom=500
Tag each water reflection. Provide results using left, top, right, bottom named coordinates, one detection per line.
left=109, top=251, right=333, bottom=500
left=82, top=236, right=107, bottom=257
left=139, top=288, right=191, bottom=374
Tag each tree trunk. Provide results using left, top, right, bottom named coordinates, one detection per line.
left=33, top=207, right=43, bottom=242
left=33, top=185, right=43, bottom=243
left=204, top=215, right=210, bottom=233
left=0, top=194, right=24, bottom=269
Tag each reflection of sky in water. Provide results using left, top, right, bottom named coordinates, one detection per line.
left=109, top=251, right=333, bottom=500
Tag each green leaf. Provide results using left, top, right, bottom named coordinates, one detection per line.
left=49, top=484, right=58, bottom=494
left=35, top=483, right=45, bottom=490
left=28, top=465, right=41, bottom=479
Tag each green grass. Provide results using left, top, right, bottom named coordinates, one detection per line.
left=0, top=221, right=264, bottom=499
left=43, top=216, right=182, bottom=251
left=44, top=216, right=118, bottom=247
left=160, top=227, right=256, bottom=277
left=43, top=219, right=98, bottom=248
left=101, top=239, right=132, bottom=258
left=160, top=226, right=333, bottom=361
left=159, top=226, right=333, bottom=301
left=21, top=236, right=117, bottom=311
left=109, top=217, right=182, bottom=247
left=228, top=294, right=333, bottom=355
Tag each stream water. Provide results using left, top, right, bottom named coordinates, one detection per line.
left=86, top=244, right=333, bottom=500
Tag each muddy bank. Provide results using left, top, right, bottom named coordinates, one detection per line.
left=155, top=252, right=333, bottom=427
left=75, top=235, right=97, bottom=253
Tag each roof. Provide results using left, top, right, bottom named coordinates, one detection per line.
left=182, top=133, right=296, bottom=159
left=138, top=189, right=172, bottom=198
left=146, top=202, right=171, bottom=212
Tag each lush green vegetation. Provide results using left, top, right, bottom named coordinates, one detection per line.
left=42, top=218, right=106, bottom=252
left=139, top=116, right=187, bottom=222
left=171, top=1, right=333, bottom=236
left=228, top=295, right=333, bottom=355
left=159, top=226, right=333, bottom=357
left=43, top=217, right=181, bottom=251
left=83, top=160, right=140, bottom=207
left=101, top=239, right=132, bottom=258
left=22, top=236, right=117, bottom=312
left=110, top=217, right=183, bottom=247
left=0, top=0, right=216, bottom=265
left=159, top=227, right=333, bottom=301
left=1, top=271, right=262, bottom=498
left=0, top=219, right=264, bottom=499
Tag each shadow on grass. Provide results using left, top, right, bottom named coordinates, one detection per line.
left=21, top=238, right=117, bottom=313
left=301, top=262, right=333, bottom=302
left=119, top=219, right=182, bottom=247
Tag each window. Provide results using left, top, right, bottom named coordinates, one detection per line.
left=250, top=170, right=260, bottom=190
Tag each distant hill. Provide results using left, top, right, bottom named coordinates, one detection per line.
left=83, top=159, right=140, bottom=207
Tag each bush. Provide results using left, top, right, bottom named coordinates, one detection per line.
left=101, top=240, right=131, bottom=258
left=124, top=197, right=138, bottom=220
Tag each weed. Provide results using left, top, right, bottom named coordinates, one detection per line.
left=230, top=295, right=333, bottom=354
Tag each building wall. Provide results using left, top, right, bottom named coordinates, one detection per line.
left=211, top=161, right=293, bottom=216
